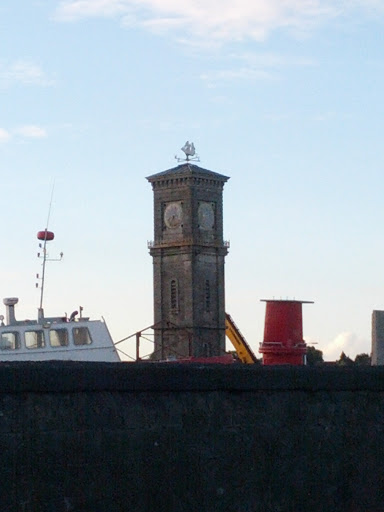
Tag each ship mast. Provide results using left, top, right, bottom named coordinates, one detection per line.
left=36, top=186, right=63, bottom=320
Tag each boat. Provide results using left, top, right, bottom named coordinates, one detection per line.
left=0, top=297, right=120, bottom=362
left=0, top=226, right=120, bottom=362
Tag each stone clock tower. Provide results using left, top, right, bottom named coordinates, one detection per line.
left=147, top=160, right=229, bottom=360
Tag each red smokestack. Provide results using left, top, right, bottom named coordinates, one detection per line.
left=259, top=300, right=313, bottom=365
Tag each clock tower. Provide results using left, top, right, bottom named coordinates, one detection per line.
left=147, top=160, right=229, bottom=360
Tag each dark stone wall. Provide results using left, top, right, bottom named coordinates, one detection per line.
left=1, top=362, right=384, bottom=511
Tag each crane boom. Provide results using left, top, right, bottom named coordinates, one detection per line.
left=225, top=312, right=258, bottom=364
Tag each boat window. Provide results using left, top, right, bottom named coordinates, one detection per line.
left=0, top=332, right=20, bottom=350
left=50, top=329, right=69, bottom=347
left=25, top=330, right=45, bottom=349
left=73, top=327, right=92, bottom=346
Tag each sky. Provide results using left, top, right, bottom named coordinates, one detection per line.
left=1, top=0, right=384, bottom=361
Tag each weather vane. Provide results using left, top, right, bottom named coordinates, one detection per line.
left=175, top=141, right=200, bottom=162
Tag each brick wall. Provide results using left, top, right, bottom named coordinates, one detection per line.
left=1, top=362, right=384, bottom=511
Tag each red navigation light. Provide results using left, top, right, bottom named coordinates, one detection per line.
left=37, top=230, right=55, bottom=241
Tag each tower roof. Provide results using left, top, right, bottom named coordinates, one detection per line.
left=146, top=163, right=230, bottom=183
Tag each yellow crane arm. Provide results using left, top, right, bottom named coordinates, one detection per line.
left=225, top=312, right=258, bottom=364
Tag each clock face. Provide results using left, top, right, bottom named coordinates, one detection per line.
left=198, top=202, right=215, bottom=230
left=164, top=202, right=183, bottom=229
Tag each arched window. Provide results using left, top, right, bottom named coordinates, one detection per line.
left=170, top=279, right=179, bottom=311
left=205, top=280, right=211, bottom=312
left=203, top=342, right=211, bottom=357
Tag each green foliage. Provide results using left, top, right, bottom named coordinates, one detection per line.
left=354, top=353, right=371, bottom=366
left=306, top=346, right=324, bottom=366
left=336, top=351, right=354, bottom=366
left=333, top=352, right=371, bottom=366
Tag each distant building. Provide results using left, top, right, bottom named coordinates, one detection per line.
left=371, top=310, right=384, bottom=365
left=147, top=163, right=229, bottom=360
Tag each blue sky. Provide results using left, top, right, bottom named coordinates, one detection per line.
left=1, top=0, right=384, bottom=360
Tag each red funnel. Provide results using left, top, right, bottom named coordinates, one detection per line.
left=259, top=300, right=312, bottom=365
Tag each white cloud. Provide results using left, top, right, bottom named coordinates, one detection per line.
left=55, top=0, right=131, bottom=20
left=201, top=67, right=274, bottom=86
left=15, top=125, right=47, bottom=138
left=0, top=60, right=54, bottom=88
left=237, top=52, right=315, bottom=68
left=322, top=331, right=369, bottom=361
left=54, top=0, right=384, bottom=43
left=200, top=52, right=315, bottom=86
left=0, top=125, right=48, bottom=144
left=0, top=128, right=11, bottom=143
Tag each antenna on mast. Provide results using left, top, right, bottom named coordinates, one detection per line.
left=35, top=183, right=63, bottom=320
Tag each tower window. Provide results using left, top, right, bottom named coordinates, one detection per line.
left=203, top=342, right=211, bottom=357
left=205, top=280, right=211, bottom=312
left=170, top=279, right=179, bottom=312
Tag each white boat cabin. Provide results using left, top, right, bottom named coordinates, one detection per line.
left=0, top=298, right=120, bottom=362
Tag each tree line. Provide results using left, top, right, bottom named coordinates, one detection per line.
left=306, top=346, right=371, bottom=366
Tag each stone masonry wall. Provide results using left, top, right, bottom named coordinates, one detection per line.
left=1, top=362, right=384, bottom=511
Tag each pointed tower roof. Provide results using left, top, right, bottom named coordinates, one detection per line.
left=146, top=163, right=230, bottom=185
